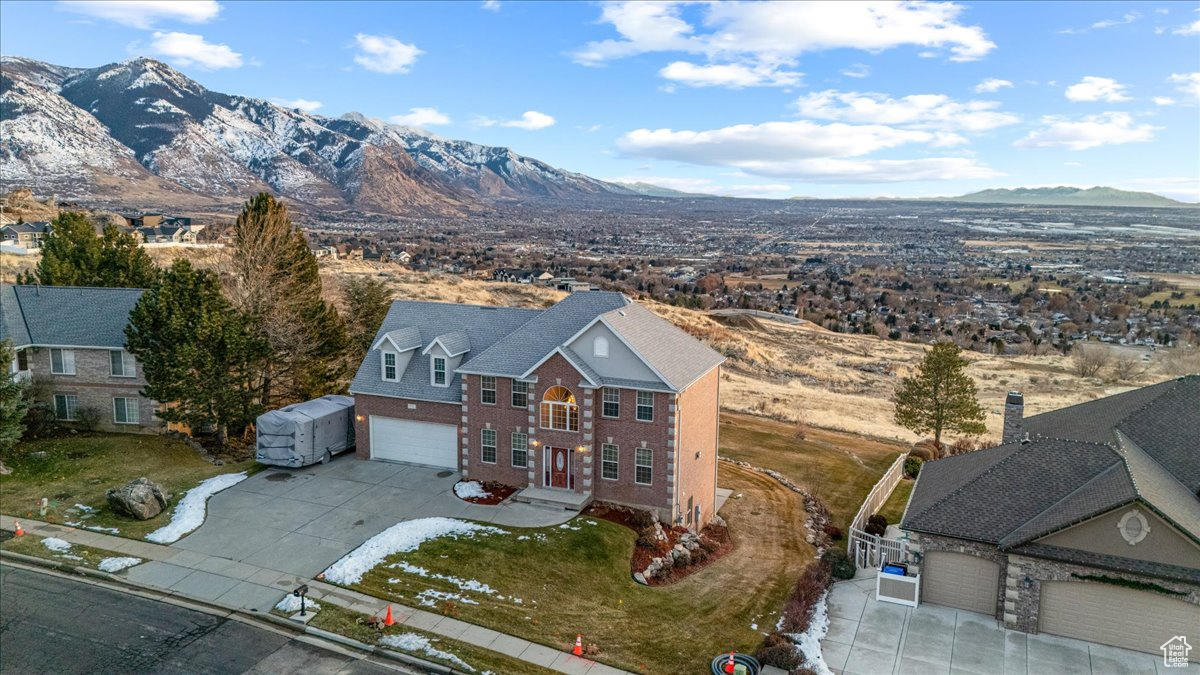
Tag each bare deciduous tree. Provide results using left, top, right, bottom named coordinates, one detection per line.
left=1108, top=353, right=1144, bottom=383
left=1072, top=343, right=1111, bottom=378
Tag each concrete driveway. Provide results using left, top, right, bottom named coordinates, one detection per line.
left=824, top=572, right=1168, bottom=675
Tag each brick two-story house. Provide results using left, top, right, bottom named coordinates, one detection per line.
left=349, top=291, right=725, bottom=527
left=2, top=284, right=161, bottom=433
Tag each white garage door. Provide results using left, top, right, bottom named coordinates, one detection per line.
left=1040, top=581, right=1200, bottom=658
left=922, top=551, right=1000, bottom=615
left=369, top=416, right=458, bottom=469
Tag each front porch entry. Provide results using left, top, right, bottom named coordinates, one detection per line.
left=543, top=446, right=573, bottom=490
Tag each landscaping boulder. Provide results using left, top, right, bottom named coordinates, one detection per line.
left=106, top=478, right=170, bottom=520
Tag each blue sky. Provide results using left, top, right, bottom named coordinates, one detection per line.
left=2, top=1, right=1199, bottom=200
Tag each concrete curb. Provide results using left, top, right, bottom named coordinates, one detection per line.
left=304, top=626, right=460, bottom=674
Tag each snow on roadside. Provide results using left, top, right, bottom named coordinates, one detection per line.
left=323, top=518, right=505, bottom=585
left=275, top=595, right=321, bottom=613
left=145, top=472, right=248, bottom=544
left=453, top=481, right=491, bottom=500
left=381, top=633, right=475, bottom=672
left=42, top=537, right=72, bottom=553
left=781, top=590, right=833, bottom=675
left=98, top=557, right=142, bottom=572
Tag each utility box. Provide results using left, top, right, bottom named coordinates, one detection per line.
left=256, top=395, right=355, bottom=468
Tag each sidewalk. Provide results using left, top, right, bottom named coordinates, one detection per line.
left=1, top=514, right=627, bottom=675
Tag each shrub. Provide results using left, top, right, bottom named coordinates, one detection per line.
left=635, top=532, right=656, bottom=549
left=754, top=633, right=803, bottom=671
left=628, top=509, right=656, bottom=531
left=823, top=547, right=856, bottom=581
left=780, top=560, right=832, bottom=633
left=699, top=537, right=720, bottom=553
left=904, top=456, right=923, bottom=478
left=907, top=445, right=935, bottom=462
left=863, top=522, right=886, bottom=537
left=75, top=406, right=103, bottom=432
left=868, top=514, right=888, bottom=529
left=823, top=524, right=844, bottom=541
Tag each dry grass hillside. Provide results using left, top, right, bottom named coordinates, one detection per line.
left=3, top=249, right=1188, bottom=444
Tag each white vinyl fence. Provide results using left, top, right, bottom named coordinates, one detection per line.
left=847, top=453, right=910, bottom=568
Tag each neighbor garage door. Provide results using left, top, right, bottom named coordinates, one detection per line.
left=369, top=416, right=458, bottom=469
left=1040, top=581, right=1200, bottom=658
left=922, top=551, right=1000, bottom=615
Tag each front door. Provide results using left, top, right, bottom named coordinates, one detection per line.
left=547, top=446, right=570, bottom=489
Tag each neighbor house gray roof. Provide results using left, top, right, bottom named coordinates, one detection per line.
left=0, top=284, right=143, bottom=349
left=903, top=375, right=1200, bottom=577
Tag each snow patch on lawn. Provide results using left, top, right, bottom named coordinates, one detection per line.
left=414, top=588, right=479, bottom=607
left=73, top=503, right=96, bottom=513
left=381, top=633, right=475, bottom=672
left=42, top=537, right=72, bottom=552
left=275, top=595, right=321, bottom=613
left=782, top=590, right=832, bottom=675
left=322, top=518, right=505, bottom=585
left=98, top=557, right=142, bottom=572
left=388, top=561, right=499, bottom=594
left=145, top=472, right=248, bottom=544
left=453, top=481, right=491, bottom=500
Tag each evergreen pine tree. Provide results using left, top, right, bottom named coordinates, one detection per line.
left=893, top=342, right=987, bottom=449
left=0, top=341, right=29, bottom=456
left=32, top=213, right=156, bottom=288
left=342, top=276, right=393, bottom=365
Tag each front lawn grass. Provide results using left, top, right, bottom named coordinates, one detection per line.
left=718, top=412, right=906, bottom=533
left=0, top=433, right=258, bottom=540
left=0, top=532, right=128, bottom=570
left=309, top=604, right=558, bottom=675
left=876, top=477, right=915, bottom=525
left=342, top=462, right=810, bottom=674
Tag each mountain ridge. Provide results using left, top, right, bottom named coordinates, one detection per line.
left=944, top=186, right=1192, bottom=208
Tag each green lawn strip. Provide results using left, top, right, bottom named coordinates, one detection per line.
left=0, top=433, right=259, bottom=540
left=876, top=478, right=915, bottom=525
left=1, top=532, right=131, bottom=570
left=718, top=412, right=905, bottom=532
left=308, top=604, right=558, bottom=675
left=344, top=512, right=778, bottom=674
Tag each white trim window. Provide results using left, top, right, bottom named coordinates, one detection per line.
left=511, top=380, right=528, bottom=408
left=539, top=386, right=579, bottom=432
left=636, top=391, right=654, bottom=422
left=635, top=448, right=653, bottom=485
left=602, top=388, right=620, bottom=418
left=113, top=397, right=140, bottom=425
left=110, top=350, right=136, bottom=378
left=601, top=443, right=619, bottom=480
left=50, top=348, right=76, bottom=375
left=481, top=428, right=497, bottom=464
left=593, top=335, right=609, bottom=358
left=53, top=394, right=78, bottom=421
left=432, top=356, right=447, bottom=386
left=511, top=432, right=528, bottom=468
left=481, top=376, right=497, bottom=405
left=381, top=351, right=398, bottom=381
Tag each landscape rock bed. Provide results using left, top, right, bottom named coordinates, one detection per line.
left=585, top=501, right=733, bottom=585
left=451, top=480, right=516, bottom=505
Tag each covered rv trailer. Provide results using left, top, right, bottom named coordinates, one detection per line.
left=256, top=395, right=355, bottom=467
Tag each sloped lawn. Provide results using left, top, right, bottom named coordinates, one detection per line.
left=339, top=462, right=810, bottom=674
left=876, top=477, right=915, bottom=525
left=0, top=434, right=257, bottom=540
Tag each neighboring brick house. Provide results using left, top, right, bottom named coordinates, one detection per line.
left=901, top=378, right=1200, bottom=659
left=1, top=284, right=161, bottom=433
left=348, top=291, right=725, bottom=527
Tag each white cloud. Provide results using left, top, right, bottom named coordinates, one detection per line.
left=578, top=124, right=604, bottom=133
left=1169, top=72, right=1200, bottom=100
left=271, top=98, right=322, bottom=112
left=1174, top=18, right=1200, bottom=34
left=481, top=0, right=501, bottom=10
left=572, top=1, right=994, bottom=88
left=476, top=110, right=556, bottom=130
left=1015, top=112, right=1159, bottom=150
left=792, top=90, right=1020, bottom=132
left=1091, top=11, right=1140, bottom=29
left=149, top=31, right=242, bottom=69
left=974, top=78, right=1013, bottom=93
left=353, top=33, right=422, bottom=74
left=841, top=64, right=871, bottom=79
left=1153, top=96, right=1176, bottom=106
left=389, top=107, right=452, bottom=127
left=659, top=61, right=801, bottom=88
left=1064, top=76, right=1131, bottom=102
left=57, top=0, right=219, bottom=28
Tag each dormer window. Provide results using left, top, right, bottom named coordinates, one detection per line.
left=382, top=352, right=397, bottom=381
left=593, top=335, right=609, bottom=358
left=432, top=356, right=447, bottom=386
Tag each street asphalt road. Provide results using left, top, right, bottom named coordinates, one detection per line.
left=0, top=564, right=407, bottom=675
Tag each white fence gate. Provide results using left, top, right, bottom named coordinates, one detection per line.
left=847, top=454, right=911, bottom=568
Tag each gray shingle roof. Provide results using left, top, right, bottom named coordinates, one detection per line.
left=1, top=284, right=143, bottom=349
left=349, top=301, right=539, bottom=403
left=374, top=327, right=422, bottom=352
left=598, top=302, right=726, bottom=390
left=426, top=330, right=471, bottom=357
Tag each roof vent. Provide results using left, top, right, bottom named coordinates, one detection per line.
left=617, top=310, right=626, bottom=317
left=1021, top=432, right=1031, bottom=445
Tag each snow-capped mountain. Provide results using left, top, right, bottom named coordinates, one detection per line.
left=0, top=56, right=629, bottom=215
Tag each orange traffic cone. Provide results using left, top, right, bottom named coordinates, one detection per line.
left=724, top=651, right=735, bottom=673
left=13, top=521, right=24, bottom=537
left=384, top=604, right=395, bottom=626
left=572, top=634, right=583, bottom=656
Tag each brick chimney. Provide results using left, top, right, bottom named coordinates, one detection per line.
left=1003, top=391, right=1024, bottom=444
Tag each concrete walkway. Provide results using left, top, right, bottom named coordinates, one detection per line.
left=824, top=572, right=1167, bottom=675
